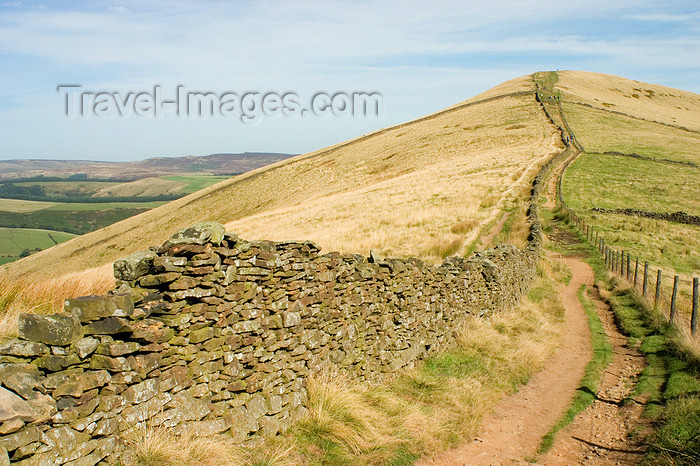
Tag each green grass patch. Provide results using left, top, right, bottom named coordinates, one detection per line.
left=0, top=227, right=76, bottom=263
left=563, top=152, right=699, bottom=216
left=560, top=149, right=700, bottom=274
left=0, top=205, right=156, bottom=235
left=160, top=175, right=230, bottom=194
left=560, top=103, right=700, bottom=165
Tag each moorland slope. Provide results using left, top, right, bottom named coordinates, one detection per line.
left=2, top=75, right=562, bottom=279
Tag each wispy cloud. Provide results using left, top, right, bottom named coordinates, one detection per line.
left=628, top=12, right=698, bottom=22
left=0, top=0, right=697, bottom=160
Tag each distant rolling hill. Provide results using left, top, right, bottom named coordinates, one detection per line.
left=0, top=152, right=296, bottom=181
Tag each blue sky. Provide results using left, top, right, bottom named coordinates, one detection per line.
left=0, top=0, right=698, bottom=161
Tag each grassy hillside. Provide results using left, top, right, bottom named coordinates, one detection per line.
left=557, top=71, right=700, bottom=275
left=1, top=74, right=562, bottom=280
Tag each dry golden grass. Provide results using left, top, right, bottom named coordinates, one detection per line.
left=0, top=198, right=59, bottom=213
left=0, top=272, right=114, bottom=340
left=448, top=75, right=535, bottom=105
left=285, top=266, right=564, bottom=464
left=556, top=70, right=700, bottom=131
left=121, top=426, right=300, bottom=466
left=2, top=79, right=561, bottom=279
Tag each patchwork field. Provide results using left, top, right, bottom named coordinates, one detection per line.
left=0, top=227, right=76, bottom=265
left=0, top=175, right=233, bottom=261
left=91, top=175, right=231, bottom=198
left=0, top=199, right=166, bottom=235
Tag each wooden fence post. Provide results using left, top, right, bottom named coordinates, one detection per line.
left=670, top=275, right=679, bottom=322
left=621, top=251, right=625, bottom=276
left=619, top=251, right=623, bottom=275
left=634, top=258, right=639, bottom=287
left=655, top=270, right=662, bottom=309
left=626, top=253, right=631, bottom=280
left=622, top=251, right=626, bottom=277
left=611, top=249, right=615, bottom=272
left=692, top=278, right=699, bottom=336
left=643, top=262, right=649, bottom=295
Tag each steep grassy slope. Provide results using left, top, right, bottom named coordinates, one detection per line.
left=557, top=71, right=700, bottom=274
left=1, top=75, right=562, bottom=279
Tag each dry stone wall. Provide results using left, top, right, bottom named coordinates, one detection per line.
left=0, top=221, right=539, bottom=465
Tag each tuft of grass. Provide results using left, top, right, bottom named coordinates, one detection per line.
left=425, top=237, right=464, bottom=258
left=550, top=258, right=573, bottom=285
left=450, top=218, right=479, bottom=235
left=122, top=426, right=300, bottom=466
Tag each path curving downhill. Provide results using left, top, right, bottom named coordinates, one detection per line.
left=418, top=253, right=594, bottom=465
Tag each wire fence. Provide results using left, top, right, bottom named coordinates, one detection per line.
left=537, top=76, right=699, bottom=336
left=565, top=209, right=700, bottom=336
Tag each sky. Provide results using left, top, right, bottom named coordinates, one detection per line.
left=0, top=0, right=698, bottom=162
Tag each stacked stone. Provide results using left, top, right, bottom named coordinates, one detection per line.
left=0, top=222, right=538, bottom=465
left=0, top=295, right=135, bottom=465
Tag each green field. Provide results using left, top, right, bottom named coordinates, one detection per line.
left=0, top=174, right=232, bottom=237
left=43, top=201, right=168, bottom=211
left=0, top=198, right=59, bottom=213
left=0, top=203, right=159, bottom=235
left=0, top=175, right=231, bottom=265
left=561, top=102, right=700, bottom=164
left=563, top=152, right=700, bottom=215
left=561, top=102, right=700, bottom=274
left=12, top=180, right=116, bottom=197
left=160, top=175, right=231, bottom=194
left=0, top=227, right=76, bottom=264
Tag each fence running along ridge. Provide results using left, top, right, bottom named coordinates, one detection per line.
left=536, top=71, right=700, bottom=337
left=563, top=208, right=700, bottom=335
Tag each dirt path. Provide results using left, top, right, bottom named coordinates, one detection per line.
left=418, top=254, right=593, bottom=465
left=540, top=285, right=647, bottom=465
left=543, top=150, right=578, bottom=209
left=476, top=212, right=511, bottom=250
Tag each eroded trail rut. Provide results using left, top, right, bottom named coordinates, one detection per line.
left=419, top=253, right=647, bottom=465
left=540, top=284, right=647, bottom=465
left=419, top=255, right=593, bottom=465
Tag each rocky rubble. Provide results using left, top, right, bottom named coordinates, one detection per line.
left=0, top=222, right=537, bottom=464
